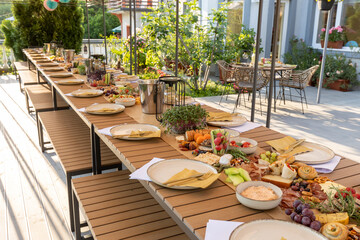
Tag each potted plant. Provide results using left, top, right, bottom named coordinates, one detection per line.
left=316, top=54, right=359, bottom=91
left=320, top=26, right=346, bottom=49
left=317, top=0, right=335, bottom=11
left=160, top=105, right=208, bottom=134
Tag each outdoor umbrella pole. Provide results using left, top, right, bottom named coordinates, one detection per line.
left=85, top=0, right=91, bottom=57
left=317, top=6, right=334, bottom=104
left=250, top=0, right=263, bottom=122
left=102, top=0, right=108, bottom=64
left=266, top=0, right=281, bottom=128
left=175, top=0, right=179, bottom=77
left=129, top=0, right=133, bottom=75
left=133, top=0, right=137, bottom=75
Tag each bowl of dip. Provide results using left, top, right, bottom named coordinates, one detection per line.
left=235, top=181, right=282, bottom=210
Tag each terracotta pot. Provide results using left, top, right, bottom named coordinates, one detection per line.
left=321, top=40, right=344, bottom=49
left=317, top=0, right=335, bottom=11
left=317, top=78, right=350, bottom=92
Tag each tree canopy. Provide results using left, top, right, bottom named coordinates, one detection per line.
left=81, top=3, right=120, bottom=39
left=1, top=0, right=84, bottom=60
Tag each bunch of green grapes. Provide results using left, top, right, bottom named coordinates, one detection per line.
left=260, top=151, right=278, bottom=164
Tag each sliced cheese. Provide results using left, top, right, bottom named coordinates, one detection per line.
left=320, top=181, right=346, bottom=197
left=315, top=212, right=349, bottom=225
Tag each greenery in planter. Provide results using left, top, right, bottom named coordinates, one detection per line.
left=283, top=37, right=321, bottom=70
left=1, top=0, right=84, bottom=60
left=316, top=54, right=358, bottom=88
left=160, top=105, right=208, bottom=134
left=320, top=26, right=346, bottom=42
left=225, top=25, right=258, bottom=63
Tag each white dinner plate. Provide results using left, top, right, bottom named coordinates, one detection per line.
left=38, top=63, right=59, bottom=67
left=48, top=73, right=73, bottom=78
left=110, top=123, right=160, bottom=140
left=207, top=115, right=247, bottom=127
left=294, top=142, right=335, bottom=164
left=71, top=89, right=103, bottom=98
left=85, top=103, right=125, bottom=115
left=229, top=220, right=327, bottom=240
left=56, top=79, right=84, bottom=85
left=41, top=67, right=64, bottom=72
left=147, top=159, right=218, bottom=189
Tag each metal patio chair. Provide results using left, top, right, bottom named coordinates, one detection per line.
left=277, top=65, right=319, bottom=114
left=217, top=60, right=236, bottom=104
left=233, top=66, right=269, bottom=114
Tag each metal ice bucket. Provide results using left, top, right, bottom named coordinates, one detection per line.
left=139, top=80, right=164, bottom=114
left=63, top=49, right=75, bottom=63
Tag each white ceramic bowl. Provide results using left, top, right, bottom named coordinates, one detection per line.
left=229, top=137, right=258, bottom=154
left=235, top=181, right=282, bottom=210
left=115, top=97, right=136, bottom=107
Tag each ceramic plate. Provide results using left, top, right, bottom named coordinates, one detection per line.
left=38, top=63, right=59, bottom=67
left=207, top=115, right=247, bottom=127
left=41, top=67, right=64, bottom=72
left=56, top=79, right=84, bottom=85
left=110, top=123, right=160, bottom=140
left=147, top=159, right=218, bottom=189
left=229, top=220, right=327, bottom=240
left=48, top=73, right=73, bottom=78
left=71, top=89, right=103, bottom=98
left=294, top=142, right=335, bottom=164
left=227, top=129, right=240, bottom=138
left=35, top=60, right=52, bottom=63
left=85, top=103, right=125, bottom=115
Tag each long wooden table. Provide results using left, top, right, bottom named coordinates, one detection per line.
left=24, top=49, right=360, bottom=240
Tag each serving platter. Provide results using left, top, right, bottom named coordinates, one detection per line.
left=70, top=89, right=103, bottom=98
left=229, top=220, right=327, bottom=240
left=85, top=103, right=125, bottom=115
left=294, top=142, right=335, bottom=164
left=207, top=115, right=247, bottom=127
left=56, top=79, right=84, bottom=85
left=147, top=159, right=218, bottom=189
left=110, top=123, right=160, bottom=140
left=48, top=73, right=73, bottom=78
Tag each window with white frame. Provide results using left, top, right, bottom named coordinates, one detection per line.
left=313, top=0, right=360, bottom=49
left=227, top=1, right=244, bottom=36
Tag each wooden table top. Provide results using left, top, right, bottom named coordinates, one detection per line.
left=24, top=49, right=360, bottom=240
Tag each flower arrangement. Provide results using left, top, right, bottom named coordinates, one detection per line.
left=320, top=26, right=346, bottom=42
left=318, top=54, right=359, bottom=89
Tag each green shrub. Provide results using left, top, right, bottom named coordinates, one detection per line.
left=1, top=0, right=84, bottom=60
left=283, top=37, right=321, bottom=70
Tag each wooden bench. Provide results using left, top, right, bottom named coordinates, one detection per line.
left=72, top=170, right=188, bottom=240
left=24, top=84, right=69, bottom=115
left=18, top=69, right=45, bottom=91
left=37, top=110, right=122, bottom=232
left=14, top=62, right=30, bottom=91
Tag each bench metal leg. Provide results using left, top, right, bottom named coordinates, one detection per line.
left=51, top=85, right=58, bottom=110
left=91, top=124, right=101, bottom=175
left=25, top=91, right=30, bottom=114
left=37, top=69, right=40, bottom=84
left=73, top=190, right=81, bottom=240
left=67, top=174, right=75, bottom=232
left=36, top=112, right=44, bottom=152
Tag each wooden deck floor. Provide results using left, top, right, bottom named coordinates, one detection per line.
left=0, top=76, right=76, bottom=240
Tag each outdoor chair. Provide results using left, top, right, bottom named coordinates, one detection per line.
left=216, top=60, right=236, bottom=104
left=233, top=66, right=269, bottom=114
left=277, top=65, right=319, bottom=114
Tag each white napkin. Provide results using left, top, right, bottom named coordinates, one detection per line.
left=226, top=121, right=261, bottom=133
left=205, top=220, right=243, bottom=240
left=78, top=103, right=99, bottom=112
left=129, top=158, right=164, bottom=181
left=309, top=155, right=341, bottom=173
left=98, top=127, right=113, bottom=136
left=65, top=93, right=73, bottom=96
